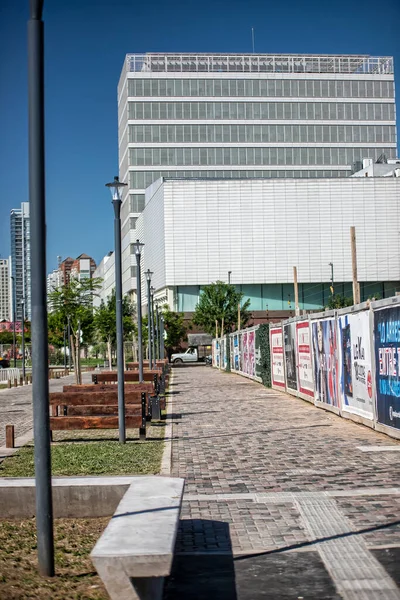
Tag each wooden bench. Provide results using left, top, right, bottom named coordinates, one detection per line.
left=126, top=360, right=169, bottom=372
left=91, top=476, right=185, bottom=600
left=63, top=383, right=166, bottom=414
left=92, top=370, right=168, bottom=395
left=49, top=389, right=147, bottom=439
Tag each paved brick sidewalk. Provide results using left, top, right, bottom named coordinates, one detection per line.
left=0, top=373, right=91, bottom=447
left=165, top=366, right=400, bottom=600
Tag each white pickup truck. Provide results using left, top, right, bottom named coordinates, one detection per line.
left=170, top=347, right=198, bottom=364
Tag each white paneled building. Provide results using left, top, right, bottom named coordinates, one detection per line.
left=93, top=251, right=116, bottom=308
left=136, top=177, right=400, bottom=312
left=118, top=52, right=397, bottom=300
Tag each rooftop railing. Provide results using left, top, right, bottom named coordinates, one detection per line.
left=124, top=53, right=393, bottom=75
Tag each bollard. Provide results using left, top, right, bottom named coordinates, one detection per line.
left=14, top=378, right=18, bottom=388
left=20, top=375, right=23, bottom=386
left=6, top=425, right=15, bottom=448
left=7, top=379, right=11, bottom=389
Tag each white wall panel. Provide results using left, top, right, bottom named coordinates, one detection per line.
left=141, top=178, right=400, bottom=286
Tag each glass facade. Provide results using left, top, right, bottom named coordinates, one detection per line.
left=118, top=53, right=397, bottom=293
left=177, top=282, right=400, bottom=312
left=129, top=147, right=396, bottom=168
left=128, top=78, right=395, bottom=99
left=129, top=124, right=396, bottom=144
left=128, top=101, right=395, bottom=121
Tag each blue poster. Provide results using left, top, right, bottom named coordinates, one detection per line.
left=374, top=306, right=400, bottom=430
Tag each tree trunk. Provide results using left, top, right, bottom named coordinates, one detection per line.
left=75, top=333, right=81, bottom=385
left=107, top=338, right=112, bottom=370
left=70, top=334, right=78, bottom=384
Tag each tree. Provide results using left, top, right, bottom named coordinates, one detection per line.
left=93, top=289, right=136, bottom=367
left=325, top=294, right=353, bottom=310
left=193, top=281, right=251, bottom=335
left=0, top=331, right=14, bottom=345
left=48, top=277, right=102, bottom=382
left=161, top=305, right=187, bottom=360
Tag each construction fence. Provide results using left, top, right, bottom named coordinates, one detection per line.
left=212, top=295, right=400, bottom=440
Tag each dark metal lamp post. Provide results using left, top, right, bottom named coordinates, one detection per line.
left=150, top=285, right=156, bottom=366
left=28, top=0, right=54, bottom=577
left=105, top=176, right=127, bottom=444
left=160, top=316, right=165, bottom=359
left=21, top=298, right=26, bottom=380
left=11, top=275, right=16, bottom=367
left=329, top=262, right=334, bottom=296
left=133, top=239, right=144, bottom=383
left=145, top=269, right=153, bottom=369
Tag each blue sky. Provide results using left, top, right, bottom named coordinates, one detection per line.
left=0, top=0, right=399, bottom=271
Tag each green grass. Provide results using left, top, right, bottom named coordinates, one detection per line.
left=0, top=383, right=7, bottom=390
left=0, top=517, right=108, bottom=599
left=0, top=437, right=164, bottom=477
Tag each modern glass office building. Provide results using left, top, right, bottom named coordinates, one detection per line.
left=118, top=53, right=397, bottom=297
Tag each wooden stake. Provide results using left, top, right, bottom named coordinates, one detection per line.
left=293, top=266, right=300, bottom=316
left=6, top=425, right=15, bottom=448
left=350, top=226, right=360, bottom=304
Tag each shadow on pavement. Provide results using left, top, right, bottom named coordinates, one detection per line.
left=164, top=519, right=237, bottom=600
left=234, top=519, right=400, bottom=561
left=164, top=519, right=342, bottom=599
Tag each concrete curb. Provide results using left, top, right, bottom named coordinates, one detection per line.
left=160, top=368, right=173, bottom=476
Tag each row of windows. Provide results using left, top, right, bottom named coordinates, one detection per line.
left=129, top=124, right=396, bottom=145
left=129, top=146, right=396, bottom=168
left=129, top=169, right=351, bottom=190
left=121, top=194, right=146, bottom=222
left=121, top=216, right=138, bottom=238
left=128, top=101, right=395, bottom=122
left=128, top=78, right=395, bottom=99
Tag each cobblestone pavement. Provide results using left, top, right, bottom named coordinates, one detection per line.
left=166, top=366, right=400, bottom=599
left=0, top=373, right=91, bottom=447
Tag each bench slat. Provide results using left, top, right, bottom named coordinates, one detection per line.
left=49, top=391, right=145, bottom=405
left=67, top=405, right=142, bottom=416
left=50, top=415, right=142, bottom=430
left=63, top=383, right=154, bottom=393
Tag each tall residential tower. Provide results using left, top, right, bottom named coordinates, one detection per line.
left=10, top=202, right=31, bottom=321
left=0, top=259, right=9, bottom=321
left=118, top=53, right=397, bottom=298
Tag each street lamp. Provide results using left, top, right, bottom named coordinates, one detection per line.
left=28, top=0, right=54, bottom=577
left=160, top=316, right=165, bottom=359
left=21, top=298, right=26, bottom=381
left=145, top=270, right=153, bottom=369
left=105, top=175, right=128, bottom=444
left=228, top=271, right=232, bottom=284
left=133, top=239, right=144, bottom=383
left=329, top=262, right=334, bottom=296
left=150, top=286, right=156, bottom=365
left=10, top=275, right=16, bottom=368
left=155, top=304, right=160, bottom=360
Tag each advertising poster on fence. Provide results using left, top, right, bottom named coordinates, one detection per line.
left=338, top=312, right=374, bottom=420
left=242, top=331, right=248, bottom=375
left=284, top=322, right=298, bottom=391
left=232, top=335, right=238, bottom=371
left=296, top=321, right=314, bottom=398
left=311, top=318, right=339, bottom=407
left=374, top=306, right=400, bottom=431
left=270, top=326, right=285, bottom=388
left=248, top=329, right=256, bottom=377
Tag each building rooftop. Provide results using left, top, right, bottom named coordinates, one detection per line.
left=123, top=53, right=393, bottom=75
